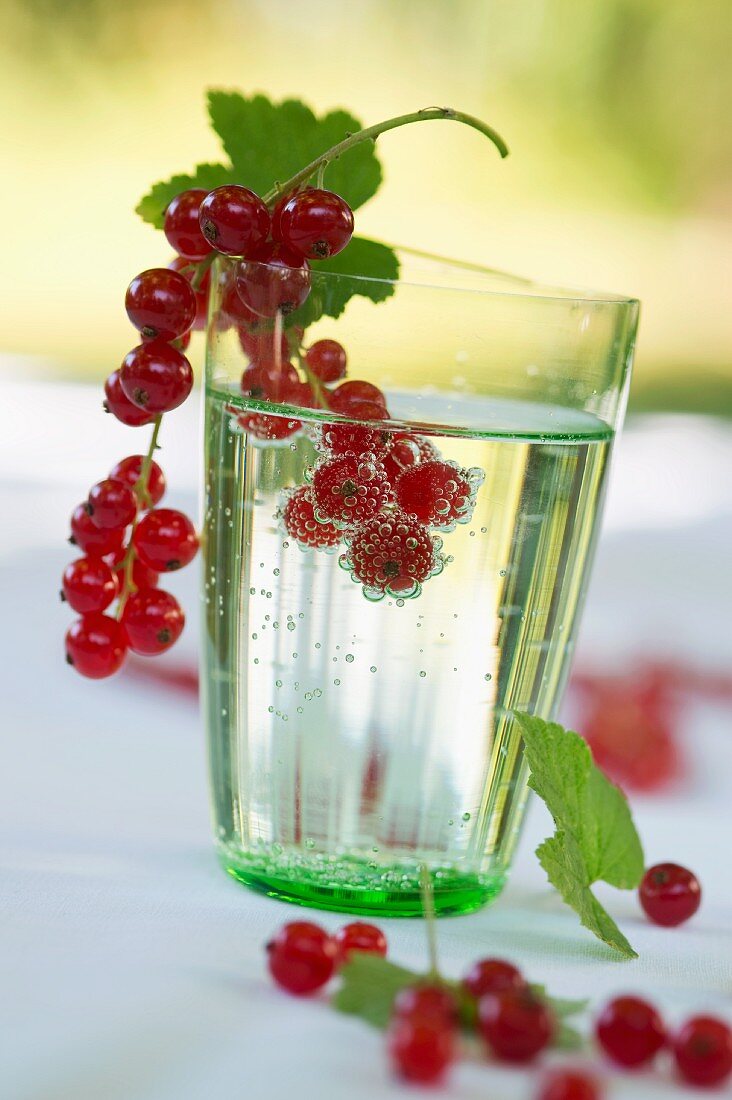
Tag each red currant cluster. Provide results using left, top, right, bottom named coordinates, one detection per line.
left=279, top=423, right=483, bottom=600
left=64, top=236, right=205, bottom=676
left=265, top=910, right=731, bottom=1091
left=165, top=182, right=353, bottom=326
left=64, top=456, right=198, bottom=678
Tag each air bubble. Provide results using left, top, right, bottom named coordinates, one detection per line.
left=315, top=642, right=321, bottom=649
left=305, top=692, right=313, bottom=701
left=275, top=679, right=282, bottom=688
left=267, top=705, right=274, bottom=713
left=305, top=838, right=315, bottom=849
left=345, top=654, right=354, bottom=663
left=484, top=673, right=492, bottom=682
left=297, top=706, right=304, bottom=714
left=273, top=568, right=280, bottom=577
left=249, top=587, right=256, bottom=595
left=396, top=598, right=405, bottom=608
left=334, top=678, right=341, bottom=686
left=251, top=633, right=258, bottom=640
left=499, top=569, right=507, bottom=577
left=419, top=670, right=427, bottom=678
left=462, top=812, right=471, bottom=822
left=313, top=689, right=322, bottom=698
left=370, top=666, right=377, bottom=673
left=287, top=622, right=296, bottom=632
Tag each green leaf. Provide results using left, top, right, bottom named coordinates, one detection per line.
left=332, top=953, right=587, bottom=1051
left=207, top=91, right=382, bottom=211
left=332, top=955, right=420, bottom=1029
left=290, top=236, right=400, bottom=327
left=515, top=712, right=644, bottom=959
left=135, top=163, right=235, bottom=228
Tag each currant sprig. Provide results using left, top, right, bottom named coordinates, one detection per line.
left=64, top=102, right=509, bottom=677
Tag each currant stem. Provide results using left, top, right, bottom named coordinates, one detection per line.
left=264, top=107, right=509, bottom=205
left=296, top=349, right=330, bottom=410
left=117, top=414, right=163, bottom=616
left=419, top=863, right=440, bottom=980
left=191, top=250, right=217, bottom=291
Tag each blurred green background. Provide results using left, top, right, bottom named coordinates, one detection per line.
left=1, top=0, right=730, bottom=414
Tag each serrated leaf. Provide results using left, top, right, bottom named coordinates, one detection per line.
left=207, top=91, right=382, bottom=210
left=332, top=954, right=420, bottom=1029
left=290, top=236, right=400, bottom=327
left=135, top=163, right=235, bottom=228
left=515, top=712, right=644, bottom=959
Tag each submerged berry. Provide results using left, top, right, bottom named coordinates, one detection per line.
left=396, top=459, right=478, bottom=529
left=311, top=454, right=391, bottom=527
left=236, top=242, right=311, bottom=318
left=344, top=510, right=440, bottom=597
left=282, top=485, right=341, bottom=551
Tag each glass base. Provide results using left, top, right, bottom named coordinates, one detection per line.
left=217, top=842, right=507, bottom=917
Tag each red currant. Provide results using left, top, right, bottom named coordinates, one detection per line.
left=463, top=958, right=526, bottom=1001
left=87, top=479, right=137, bottom=530
left=281, top=486, right=341, bottom=551
left=103, top=370, right=154, bottom=427
left=61, top=557, right=119, bottom=614
left=305, top=339, right=347, bottom=383
left=275, top=188, right=354, bottom=260
left=538, top=1068, right=601, bottom=1100
left=241, top=362, right=299, bottom=403
left=387, top=1014, right=455, bottom=1085
left=639, top=863, right=701, bottom=927
left=120, top=341, right=193, bottom=414
left=121, top=588, right=185, bottom=655
left=281, top=379, right=317, bottom=410
left=393, top=984, right=459, bottom=1024
left=329, top=380, right=387, bottom=412
left=595, top=996, right=666, bottom=1068
left=163, top=189, right=212, bottom=261
left=132, top=509, right=199, bottom=572
left=108, top=455, right=166, bottom=507
left=478, top=989, right=555, bottom=1063
left=235, top=242, right=310, bottom=318
left=319, top=419, right=390, bottom=459
left=198, top=185, right=270, bottom=257
left=396, top=459, right=478, bottom=529
left=333, top=922, right=387, bottom=965
left=65, top=613, right=128, bottom=679
left=382, top=433, right=441, bottom=483
left=673, top=1016, right=732, bottom=1087
left=125, top=268, right=197, bottom=342
left=266, top=921, right=337, bottom=995
left=344, top=511, right=440, bottom=597
left=169, top=255, right=210, bottom=330
left=70, top=504, right=126, bottom=556
left=311, top=454, right=391, bottom=527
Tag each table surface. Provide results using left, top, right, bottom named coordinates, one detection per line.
left=2, top=371, right=731, bottom=1100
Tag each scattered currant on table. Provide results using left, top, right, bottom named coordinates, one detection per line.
left=478, top=988, right=556, bottom=1064
left=594, top=995, right=666, bottom=1068
left=333, top=922, right=388, bottom=965
left=673, top=1016, right=732, bottom=1087
left=537, top=1068, right=601, bottom=1100
left=639, top=862, right=702, bottom=927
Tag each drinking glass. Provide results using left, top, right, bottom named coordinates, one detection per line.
left=202, top=252, right=639, bottom=916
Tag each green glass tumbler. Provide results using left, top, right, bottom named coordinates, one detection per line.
left=202, top=252, right=639, bottom=916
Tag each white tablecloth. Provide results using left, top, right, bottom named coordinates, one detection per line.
left=1, top=371, right=731, bottom=1099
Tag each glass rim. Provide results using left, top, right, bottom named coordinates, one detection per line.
left=229, top=245, right=640, bottom=309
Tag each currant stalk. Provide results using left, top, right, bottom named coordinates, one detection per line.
left=263, top=106, right=509, bottom=205
left=116, top=414, right=163, bottom=615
